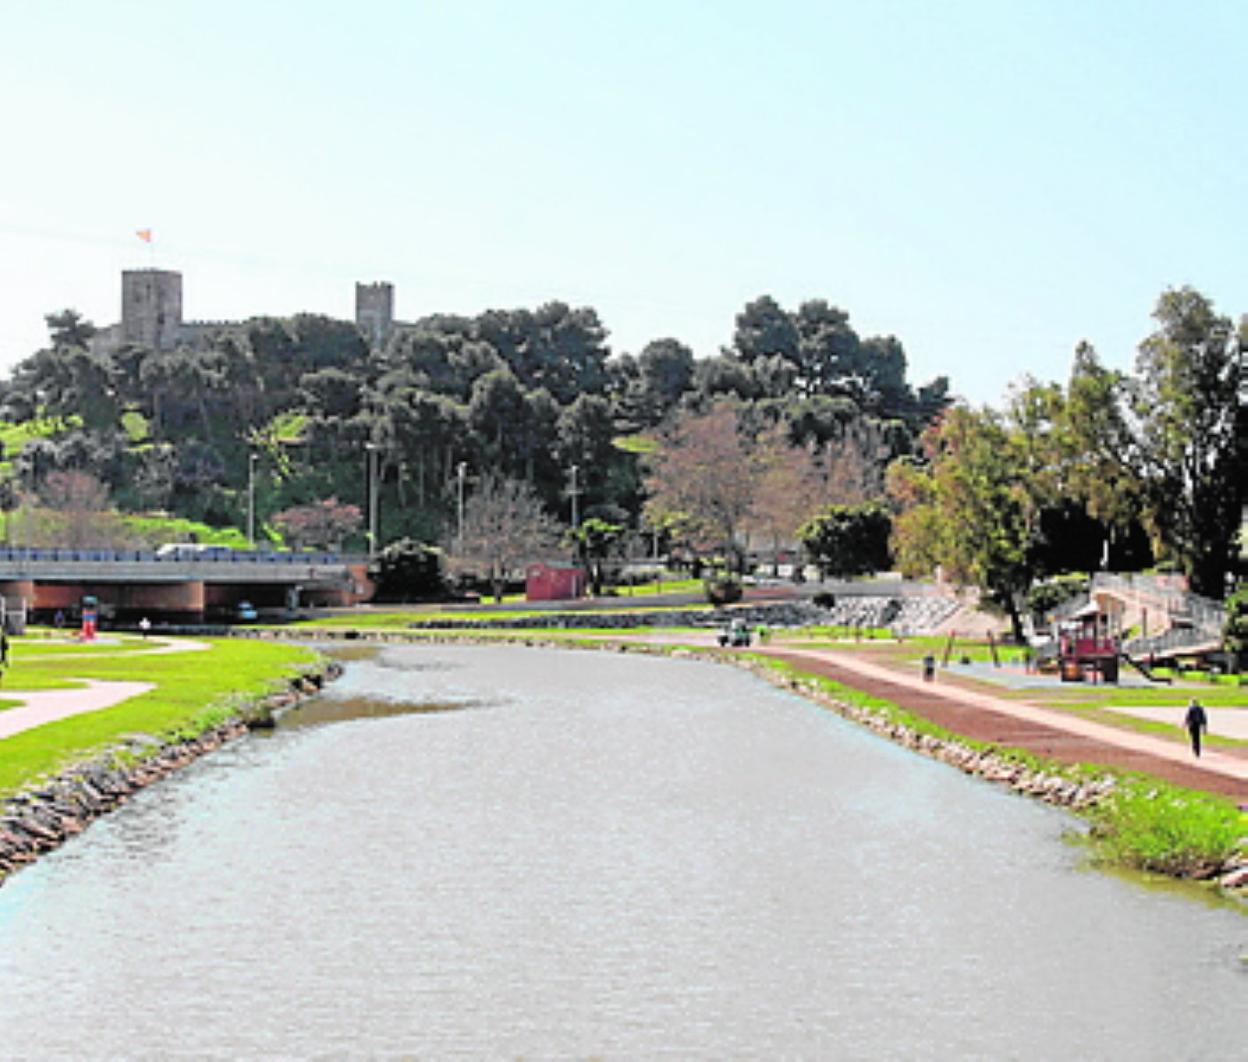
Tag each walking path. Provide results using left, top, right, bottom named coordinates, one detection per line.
left=756, top=645, right=1248, bottom=801
left=0, top=680, right=156, bottom=740
left=0, top=637, right=209, bottom=741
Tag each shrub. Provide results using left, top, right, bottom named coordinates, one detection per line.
left=704, top=577, right=743, bottom=606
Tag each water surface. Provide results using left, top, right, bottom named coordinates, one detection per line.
left=0, top=644, right=1243, bottom=1057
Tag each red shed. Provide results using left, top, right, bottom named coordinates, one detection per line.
left=525, top=563, right=587, bottom=602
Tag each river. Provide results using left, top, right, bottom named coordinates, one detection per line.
left=0, top=643, right=1243, bottom=1057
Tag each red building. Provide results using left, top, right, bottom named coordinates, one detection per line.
left=525, top=563, right=587, bottom=602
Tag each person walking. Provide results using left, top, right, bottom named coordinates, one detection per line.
left=1184, top=698, right=1208, bottom=758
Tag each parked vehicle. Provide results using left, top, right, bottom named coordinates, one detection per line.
left=717, top=620, right=752, bottom=647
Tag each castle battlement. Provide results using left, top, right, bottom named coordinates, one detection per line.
left=91, top=270, right=396, bottom=354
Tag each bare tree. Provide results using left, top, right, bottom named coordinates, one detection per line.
left=454, top=474, right=560, bottom=601
left=643, top=401, right=754, bottom=570
left=8, top=471, right=132, bottom=548
left=745, top=427, right=824, bottom=574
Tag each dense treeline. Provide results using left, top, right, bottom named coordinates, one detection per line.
left=6, top=285, right=1238, bottom=617
left=887, top=287, right=1245, bottom=625
left=0, top=295, right=947, bottom=557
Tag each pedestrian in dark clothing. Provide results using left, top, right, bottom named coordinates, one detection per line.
left=922, top=654, right=936, bottom=682
left=1184, top=698, right=1208, bottom=757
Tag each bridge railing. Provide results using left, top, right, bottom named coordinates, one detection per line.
left=0, top=547, right=368, bottom=567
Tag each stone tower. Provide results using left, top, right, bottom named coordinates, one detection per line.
left=355, top=282, right=395, bottom=349
left=121, top=269, right=183, bottom=350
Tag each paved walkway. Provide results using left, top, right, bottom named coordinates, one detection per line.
left=757, top=645, right=1248, bottom=801
left=0, top=637, right=209, bottom=741
left=0, top=680, right=156, bottom=739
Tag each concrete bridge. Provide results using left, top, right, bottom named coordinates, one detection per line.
left=0, top=547, right=374, bottom=624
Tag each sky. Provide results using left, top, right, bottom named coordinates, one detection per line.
left=2, top=0, right=1245, bottom=406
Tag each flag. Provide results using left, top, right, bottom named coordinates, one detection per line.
left=136, top=228, right=152, bottom=243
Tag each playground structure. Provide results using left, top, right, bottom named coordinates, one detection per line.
left=1055, top=605, right=1119, bottom=683
left=1030, top=573, right=1228, bottom=684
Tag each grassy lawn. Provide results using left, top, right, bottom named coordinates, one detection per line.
left=0, top=635, right=320, bottom=801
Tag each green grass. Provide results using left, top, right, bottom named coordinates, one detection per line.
left=0, top=636, right=320, bottom=800
left=291, top=597, right=709, bottom=629
left=0, top=416, right=61, bottom=473
left=1086, top=783, right=1246, bottom=876
left=118, top=514, right=251, bottom=548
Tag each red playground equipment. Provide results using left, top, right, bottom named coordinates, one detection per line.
left=80, top=594, right=98, bottom=641
left=1057, top=604, right=1119, bottom=683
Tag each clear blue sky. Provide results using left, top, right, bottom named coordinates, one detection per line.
left=2, top=0, right=1244, bottom=405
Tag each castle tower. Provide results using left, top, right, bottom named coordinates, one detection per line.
left=355, top=282, right=394, bottom=349
left=121, top=269, right=183, bottom=350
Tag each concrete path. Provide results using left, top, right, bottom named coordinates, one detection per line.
left=0, top=637, right=209, bottom=741
left=0, top=680, right=156, bottom=739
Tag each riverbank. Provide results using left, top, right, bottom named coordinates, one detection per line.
left=0, top=635, right=339, bottom=886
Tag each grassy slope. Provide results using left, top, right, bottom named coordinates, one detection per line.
left=0, top=635, right=319, bottom=799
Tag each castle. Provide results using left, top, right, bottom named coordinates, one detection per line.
left=89, top=270, right=400, bottom=354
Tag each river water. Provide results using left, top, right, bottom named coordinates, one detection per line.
left=0, top=644, right=1243, bottom=1058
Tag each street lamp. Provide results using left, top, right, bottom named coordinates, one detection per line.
left=456, top=461, right=467, bottom=552
left=246, top=452, right=258, bottom=548
left=568, top=464, right=581, bottom=530
left=365, top=442, right=380, bottom=554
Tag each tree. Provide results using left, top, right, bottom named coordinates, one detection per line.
left=44, top=309, right=96, bottom=350
left=1128, top=288, right=1245, bottom=598
left=733, top=295, right=798, bottom=368
left=7, top=471, right=131, bottom=548
left=888, top=406, right=1033, bottom=640
left=468, top=367, right=529, bottom=473
left=793, top=299, right=860, bottom=398
left=368, top=538, right=445, bottom=602
left=271, top=497, right=363, bottom=550
left=745, top=428, right=824, bottom=573
left=556, top=394, right=616, bottom=502
left=799, top=502, right=892, bottom=578
left=455, top=474, right=560, bottom=601
left=632, top=338, right=694, bottom=425
left=643, top=402, right=754, bottom=570
left=1224, top=582, right=1248, bottom=674
left=568, top=516, right=625, bottom=596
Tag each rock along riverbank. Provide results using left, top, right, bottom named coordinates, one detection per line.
left=0, top=663, right=341, bottom=886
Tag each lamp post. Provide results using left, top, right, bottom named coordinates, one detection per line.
left=246, top=452, right=258, bottom=548
left=456, top=461, right=467, bottom=552
left=365, top=442, right=379, bottom=554
left=568, top=464, right=581, bottom=530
